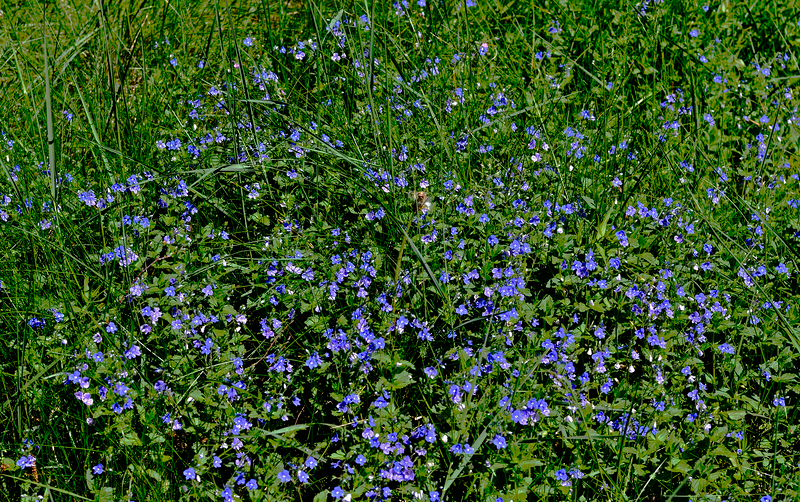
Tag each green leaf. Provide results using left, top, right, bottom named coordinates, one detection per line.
left=441, top=428, right=489, bottom=498
left=597, top=206, right=615, bottom=240
left=710, top=426, right=729, bottom=442
left=189, top=389, right=205, bottom=403
left=727, top=410, right=747, bottom=421
left=120, top=431, right=142, bottom=446
left=388, top=370, right=414, bottom=390
left=270, top=424, right=308, bottom=436
left=639, top=252, right=657, bottom=266
left=668, top=459, right=691, bottom=474
left=519, top=458, right=544, bottom=469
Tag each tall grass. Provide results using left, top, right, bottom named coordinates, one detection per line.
left=1, top=0, right=799, bottom=500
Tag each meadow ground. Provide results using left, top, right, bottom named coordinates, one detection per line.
left=1, top=1, right=799, bottom=501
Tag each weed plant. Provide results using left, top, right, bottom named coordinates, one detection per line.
left=1, top=0, right=800, bottom=501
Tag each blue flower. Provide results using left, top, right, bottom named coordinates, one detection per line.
left=183, top=467, right=196, bottom=480
left=492, top=434, right=507, bottom=449
left=615, top=230, right=629, bottom=247
left=555, top=468, right=571, bottom=486
left=16, top=455, right=36, bottom=469
left=277, top=469, right=291, bottom=483
left=92, top=463, right=103, bottom=475
left=245, top=479, right=258, bottom=490
left=331, top=486, right=346, bottom=499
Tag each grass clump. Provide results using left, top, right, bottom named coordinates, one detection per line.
left=1, top=1, right=800, bottom=501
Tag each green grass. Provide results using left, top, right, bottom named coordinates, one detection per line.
left=1, top=0, right=800, bottom=500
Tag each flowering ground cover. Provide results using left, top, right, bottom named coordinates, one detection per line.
left=1, top=0, right=799, bottom=500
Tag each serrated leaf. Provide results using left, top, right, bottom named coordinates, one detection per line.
left=387, top=370, right=414, bottom=390
left=120, top=431, right=142, bottom=446
left=727, top=410, right=747, bottom=420
left=710, top=426, right=729, bottom=442
left=588, top=301, right=605, bottom=313
left=668, top=459, right=691, bottom=474
left=641, top=252, right=657, bottom=265
left=97, top=487, right=115, bottom=502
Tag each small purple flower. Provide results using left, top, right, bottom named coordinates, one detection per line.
left=492, top=434, right=507, bottom=449
left=718, top=343, right=735, bottom=354
left=277, top=469, right=291, bottom=483
left=615, top=229, right=628, bottom=247
left=75, top=391, right=94, bottom=406
left=92, top=463, right=104, bottom=475
left=331, top=486, right=346, bottom=499
left=183, top=467, right=196, bottom=480
left=245, top=479, right=258, bottom=490
left=16, top=455, right=36, bottom=469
